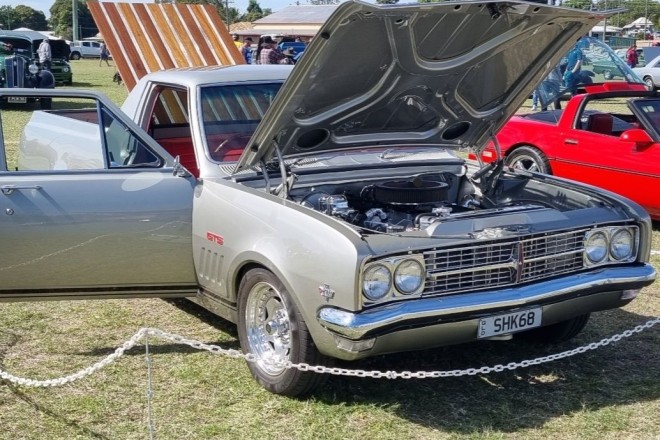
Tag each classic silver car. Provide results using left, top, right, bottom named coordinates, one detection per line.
left=0, top=1, right=656, bottom=396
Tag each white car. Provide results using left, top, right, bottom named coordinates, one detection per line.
left=69, top=40, right=110, bottom=60
left=633, top=54, right=660, bottom=89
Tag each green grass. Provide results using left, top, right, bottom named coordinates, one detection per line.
left=0, top=61, right=658, bottom=440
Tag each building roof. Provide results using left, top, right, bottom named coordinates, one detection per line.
left=254, top=5, right=337, bottom=25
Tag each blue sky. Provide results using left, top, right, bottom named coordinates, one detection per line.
left=0, top=0, right=300, bottom=19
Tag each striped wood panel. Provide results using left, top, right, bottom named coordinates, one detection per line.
left=88, top=1, right=244, bottom=91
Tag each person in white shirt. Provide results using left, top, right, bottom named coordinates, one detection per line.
left=37, top=39, right=52, bottom=71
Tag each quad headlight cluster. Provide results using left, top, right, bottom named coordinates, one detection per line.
left=584, top=226, right=638, bottom=267
left=361, top=255, right=426, bottom=303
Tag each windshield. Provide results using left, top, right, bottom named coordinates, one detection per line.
left=630, top=98, right=660, bottom=140
left=200, top=82, right=283, bottom=162
left=534, top=37, right=644, bottom=109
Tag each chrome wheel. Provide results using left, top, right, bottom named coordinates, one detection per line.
left=509, top=154, right=541, bottom=172
left=237, top=268, right=329, bottom=396
left=244, top=281, right=291, bottom=375
left=644, top=76, right=655, bottom=90
left=505, top=145, right=551, bottom=174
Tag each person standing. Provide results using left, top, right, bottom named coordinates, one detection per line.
left=279, top=47, right=295, bottom=65
left=37, top=39, right=51, bottom=71
left=240, top=37, right=253, bottom=64
left=626, top=44, right=639, bottom=68
left=99, top=42, right=110, bottom=67
left=259, top=36, right=284, bottom=65
left=232, top=33, right=242, bottom=50
left=563, top=38, right=587, bottom=96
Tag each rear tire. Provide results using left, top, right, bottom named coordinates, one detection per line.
left=70, top=52, right=81, bottom=60
left=519, top=313, right=590, bottom=343
left=505, top=145, right=551, bottom=174
left=237, top=268, right=328, bottom=396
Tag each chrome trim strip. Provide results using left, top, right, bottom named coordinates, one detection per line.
left=428, top=261, right=517, bottom=278
left=318, top=265, right=656, bottom=339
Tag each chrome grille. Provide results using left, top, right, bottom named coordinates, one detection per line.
left=423, top=229, right=588, bottom=296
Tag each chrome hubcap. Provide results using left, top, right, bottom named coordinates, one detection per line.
left=245, top=281, right=291, bottom=375
left=509, top=155, right=540, bottom=172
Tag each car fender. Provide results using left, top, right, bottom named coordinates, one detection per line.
left=36, top=70, right=55, bottom=88
left=192, top=179, right=370, bottom=311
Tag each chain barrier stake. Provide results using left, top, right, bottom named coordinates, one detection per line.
left=145, top=332, right=155, bottom=440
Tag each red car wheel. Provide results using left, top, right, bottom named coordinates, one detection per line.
left=506, top=146, right=551, bottom=174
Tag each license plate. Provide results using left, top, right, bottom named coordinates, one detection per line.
left=8, top=96, right=26, bottom=103
left=478, top=308, right=542, bottom=339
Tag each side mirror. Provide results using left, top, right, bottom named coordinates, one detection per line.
left=619, top=128, right=654, bottom=149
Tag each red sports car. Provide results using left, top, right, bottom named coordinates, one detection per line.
left=476, top=81, right=660, bottom=220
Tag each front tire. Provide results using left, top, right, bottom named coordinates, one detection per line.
left=519, top=314, right=590, bottom=343
left=237, top=268, right=328, bottom=396
left=644, top=76, right=655, bottom=90
left=505, top=145, right=551, bottom=174
left=39, top=98, right=52, bottom=110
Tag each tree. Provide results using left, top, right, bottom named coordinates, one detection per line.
left=0, top=5, right=16, bottom=30
left=243, top=0, right=266, bottom=21
left=376, top=0, right=399, bottom=4
left=14, top=5, right=48, bottom=29
left=0, top=5, right=48, bottom=30
left=49, top=0, right=96, bottom=40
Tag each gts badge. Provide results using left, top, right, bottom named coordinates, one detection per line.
left=206, top=232, right=224, bottom=245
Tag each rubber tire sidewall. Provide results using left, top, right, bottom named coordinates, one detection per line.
left=505, top=145, right=551, bottom=174
left=644, top=76, right=655, bottom=90
left=519, top=313, right=591, bottom=343
left=237, top=268, right=328, bottom=397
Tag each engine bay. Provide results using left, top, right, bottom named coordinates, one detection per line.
left=291, top=170, right=497, bottom=233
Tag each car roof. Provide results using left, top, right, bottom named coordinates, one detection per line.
left=131, top=65, right=292, bottom=89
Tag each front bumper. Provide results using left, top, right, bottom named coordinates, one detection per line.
left=318, top=264, right=655, bottom=343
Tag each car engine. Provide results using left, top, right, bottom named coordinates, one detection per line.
left=294, top=171, right=483, bottom=232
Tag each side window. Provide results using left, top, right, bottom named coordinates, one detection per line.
left=102, top=105, right=161, bottom=168
left=146, top=86, right=200, bottom=176
left=82, top=42, right=90, bottom=48
left=578, top=98, right=637, bottom=136
left=1, top=95, right=162, bottom=172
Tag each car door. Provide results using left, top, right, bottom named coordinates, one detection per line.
left=552, top=99, right=660, bottom=219
left=0, top=90, right=198, bottom=301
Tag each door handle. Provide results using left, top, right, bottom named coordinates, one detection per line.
left=564, top=139, right=578, bottom=145
left=1, top=185, right=42, bottom=195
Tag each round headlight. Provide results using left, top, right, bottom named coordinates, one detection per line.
left=63, top=67, right=70, bottom=73
left=362, top=264, right=391, bottom=301
left=394, top=259, right=424, bottom=294
left=585, top=231, right=608, bottom=264
left=28, top=63, right=39, bottom=74
left=610, top=229, right=634, bottom=261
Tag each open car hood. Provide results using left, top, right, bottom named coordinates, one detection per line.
left=234, top=0, right=601, bottom=172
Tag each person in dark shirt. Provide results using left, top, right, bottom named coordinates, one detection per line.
left=259, top=36, right=284, bottom=65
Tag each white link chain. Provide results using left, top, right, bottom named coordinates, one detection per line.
left=1, top=317, right=658, bottom=386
